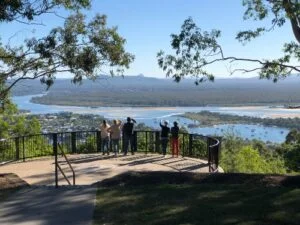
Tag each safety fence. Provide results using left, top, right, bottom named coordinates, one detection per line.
left=0, top=130, right=221, bottom=184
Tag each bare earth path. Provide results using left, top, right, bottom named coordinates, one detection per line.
left=0, top=153, right=210, bottom=225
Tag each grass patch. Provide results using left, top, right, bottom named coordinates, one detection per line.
left=93, top=172, right=300, bottom=225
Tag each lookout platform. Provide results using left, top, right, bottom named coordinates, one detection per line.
left=0, top=153, right=213, bottom=186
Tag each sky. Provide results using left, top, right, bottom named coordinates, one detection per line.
left=0, top=0, right=295, bottom=79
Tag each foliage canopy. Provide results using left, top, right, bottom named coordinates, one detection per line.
left=158, top=0, right=300, bottom=84
left=0, top=0, right=134, bottom=106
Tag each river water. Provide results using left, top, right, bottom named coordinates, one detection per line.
left=13, top=94, right=300, bottom=143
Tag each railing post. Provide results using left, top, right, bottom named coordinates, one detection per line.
left=15, top=137, right=20, bottom=161
left=133, top=131, right=137, bottom=152
left=109, top=133, right=112, bottom=153
left=155, top=131, right=160, bottom=153
left=22, top=136, right=25, bottom=162
left=71, top=132, right=77, bottom=154
left=215, top=137, right=221, bottom=171
left=145, top=132, right=148, bottom=154
left=53, top=133, right=58, bottom=188
left=182, top=134, right=185, bottom=157
left=207, top=137, right=212, bottom=172
left=188, top=134, right=193, bottom=156
left=96, top=131, right=101, bottom=152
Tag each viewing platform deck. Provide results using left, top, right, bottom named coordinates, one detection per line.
left=0, top=153, right=215, bottom=186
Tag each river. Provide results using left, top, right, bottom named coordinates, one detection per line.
left=13, top=94, right=300, bottom=143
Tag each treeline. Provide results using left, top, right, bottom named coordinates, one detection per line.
left=183, top=111, right=300, bottom=129
left=221, top=132, right=300, bottom=174
left=11, top=76, right=300, bottom=107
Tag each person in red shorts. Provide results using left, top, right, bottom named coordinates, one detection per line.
left=170, top=121, right=179, bottom=157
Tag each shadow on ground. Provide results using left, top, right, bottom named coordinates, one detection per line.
left=95, top=171, right=300, bottom=187
left=93, top=172, right=300, bottom=225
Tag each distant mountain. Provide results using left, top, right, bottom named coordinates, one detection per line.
left=9, top=74, right=300, bottom=107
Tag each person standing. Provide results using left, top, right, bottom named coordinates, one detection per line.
left=122, top=117, right=136, bottom=155
left=160, top=120, right=170, bottom=157
left=171, top=121, right=179, bottom=157
left=107, top=119, right=122, bottom=157
left=100, top=120, right=110, bottom=155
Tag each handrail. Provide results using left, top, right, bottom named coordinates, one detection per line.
left=207, top=136, right=220, bottom=173
left=56, top=163, right=72, bottom=185
left=57, top=143, right=76, bottom=186
left=1, top=130, right=221, bottom=181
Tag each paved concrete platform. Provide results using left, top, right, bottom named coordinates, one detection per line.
left=0, top=153, right=211, bottom=225
left=0, top=153, right=210, bottom=186
left=0, top=186, right=96, bottom=225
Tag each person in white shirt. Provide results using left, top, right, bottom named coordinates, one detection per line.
left=100, top=120, right=110, bottom=155
left=107, top=120, right=122, bottom=156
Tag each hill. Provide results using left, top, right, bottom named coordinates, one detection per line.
left=10, top=75, right=300, bottom=107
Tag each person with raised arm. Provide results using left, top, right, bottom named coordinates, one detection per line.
left=160, top=120, right=170, bottom=157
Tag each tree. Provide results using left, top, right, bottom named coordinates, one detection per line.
left=0, top=100, right=41, bottom=138
left=0, top=0, right=134, bottom=106
left=157, top=0, right=300, bottom=84
left=285, top=128, right=300, bottom=144
left=283, top=143, right=300, bottom=171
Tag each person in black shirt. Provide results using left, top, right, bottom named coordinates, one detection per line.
left=122, top=117, right=136, bottom=155
left=171, top=121, right=179, bottom=157
left=160, top=120, right=170, bottom=156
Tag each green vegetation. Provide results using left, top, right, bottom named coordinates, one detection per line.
left=1, top=0, right=133, bottom=105
left=219, top=129, right=300, bottom=174
left=94, top=172, right=300, bottom=225
left=0, top=101, right=42, bottom=138
left=221, top=134, right=287, bottom=174
left=183, top=111, right=300, bottom=129
left=0, top=101, right=54, bottom=161
left=77, top=135, right=97, bottom=153
left=158, top=1, right=299, bottom=83
left=182, top=111, right=300, bottom=174
left=22, top=76, right=300, bottom=107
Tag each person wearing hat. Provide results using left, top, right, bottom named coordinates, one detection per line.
left=171, top=121, right=179, bottom=157
left=122, top=117, right=136, bottom=155
left=159, top=120, right=170, bottom=157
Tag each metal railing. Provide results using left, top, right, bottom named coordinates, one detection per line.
left=0, top=130, right=221, bottom=185
left=55, top=142, right=76, bottom=187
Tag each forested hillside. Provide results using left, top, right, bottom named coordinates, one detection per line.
left=10, top=75, right=300, bottom=107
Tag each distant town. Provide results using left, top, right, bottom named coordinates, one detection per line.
left=27, top=112, right=151, bottom=134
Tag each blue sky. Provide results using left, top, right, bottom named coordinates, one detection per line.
left=0, top=0, right=294, bottom=79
